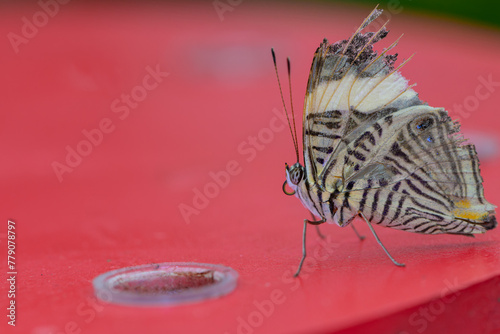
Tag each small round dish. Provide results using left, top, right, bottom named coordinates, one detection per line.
left=92, top=262, right=238, bottom=306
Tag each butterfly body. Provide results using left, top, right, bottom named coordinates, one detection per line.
left=278, top=8, right=496, bottom=275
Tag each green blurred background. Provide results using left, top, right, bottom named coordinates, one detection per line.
left=329, top=0, right=500, bottom=28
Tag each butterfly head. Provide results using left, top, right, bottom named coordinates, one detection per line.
left=283, top=162, right=304, bottom=196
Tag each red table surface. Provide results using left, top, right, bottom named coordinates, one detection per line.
left=1, top=2, right=500, bottom=334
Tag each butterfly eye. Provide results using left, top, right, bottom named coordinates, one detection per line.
left=290, top=167, right=303, bottom=185
left=416, top=117, right=433, bottom=131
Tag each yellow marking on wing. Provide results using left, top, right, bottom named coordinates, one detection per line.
left=453, top=199, right=488, bottom=220
left=455, top=199, right=471, bottom=209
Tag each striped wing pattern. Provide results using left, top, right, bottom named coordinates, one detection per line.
left=299, top=9, right=496, bottom=235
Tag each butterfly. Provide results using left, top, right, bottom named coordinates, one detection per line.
left=272, top=6, right=497, bottom=277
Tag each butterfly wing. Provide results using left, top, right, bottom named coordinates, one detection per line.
left=340, top=105, right=496, bottom=234
left=303, top=8, right=422, bottom=193
left=303, top=9, right=496, bottom=234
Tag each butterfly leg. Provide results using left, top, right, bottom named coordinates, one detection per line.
left=310, top=212, right=327, bottom=239
left=294, top=216, right=326, bottom=277
left=350, top=223, right=365, bottom=241
left=359, top=212, right=405, bottom=267
left=315, top=225, right=326, bottom=239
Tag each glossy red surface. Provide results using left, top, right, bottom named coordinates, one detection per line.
left=1, top=2, right=499, bottom=334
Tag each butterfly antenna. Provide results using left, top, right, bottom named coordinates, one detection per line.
left=271, top=48, right=299, bottom=162
left=287, top=57, right=300, bottom=163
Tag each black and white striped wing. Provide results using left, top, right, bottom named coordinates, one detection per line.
left=343, top=106, right=497, bottom=234
left=302, top=8, right=496, bottom=234
left=303, top=8, right=421, bottom=193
